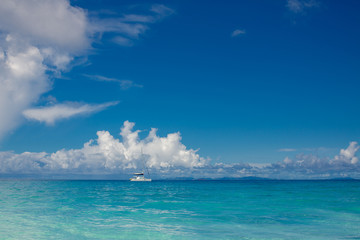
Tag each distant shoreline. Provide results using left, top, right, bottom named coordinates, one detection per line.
left=0, top=177, right=359, bottom=181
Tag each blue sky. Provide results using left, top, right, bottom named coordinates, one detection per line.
left=0, top=0, right=359, bottom=178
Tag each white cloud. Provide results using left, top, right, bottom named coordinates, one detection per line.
left=0, top=0, right=173, bottom=140
left=231, top=29, right=246, bottom=37
left=0, top=0, right=89, bottom=53
left=23, top=101, right=119, bottom=125
left=286, top=0, right=319, bottom=13
left=0, top=38, right=50, bottom=139
left=336, top=141, right=359, bottom=164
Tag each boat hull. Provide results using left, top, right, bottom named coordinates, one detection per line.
left=130, top=178, right=152, bottom=182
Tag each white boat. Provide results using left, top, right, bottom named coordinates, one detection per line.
left=130, top=172, right=152, bottom=182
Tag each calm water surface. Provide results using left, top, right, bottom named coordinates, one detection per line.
left=0, top=180, right=359, bottom=239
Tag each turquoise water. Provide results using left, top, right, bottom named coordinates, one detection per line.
left=0, top=180, right=360, bottom=239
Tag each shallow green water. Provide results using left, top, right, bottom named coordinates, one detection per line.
left=0, top=180, right=359, bottom=239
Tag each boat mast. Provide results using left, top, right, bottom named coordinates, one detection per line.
left=141, top=147, right=150, bottom=178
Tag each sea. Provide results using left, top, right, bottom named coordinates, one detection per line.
left=0, top=180, right=359, bottom=240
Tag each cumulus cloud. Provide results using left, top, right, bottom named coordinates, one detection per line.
left=0, top=0, right=89, bottom=53
left=0, top=37, right=50, bottom=139
left=0, top=121, right=207, bottom=177
left=231, top=29, right=246, bottom=37
left=286, top=0, right=319, bottom=13
left=0, top=0, right=173, bottom=139
left=23, top=101, right=119, bottom=125
left=336, top=141, right=359, bottom=164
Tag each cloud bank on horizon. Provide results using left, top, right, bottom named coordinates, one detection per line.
left=0, top=121, right=358, bottom=179
left=0, top=0, right=173, bottom=139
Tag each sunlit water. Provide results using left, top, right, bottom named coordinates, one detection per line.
left=0, top=180, right=359, bottom=239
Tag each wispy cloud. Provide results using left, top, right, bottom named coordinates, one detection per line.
left=231, top=29, right=246, bottom=37
left=286, top=0, right=319, bottom=13
left=23, top=101, right=119, bottom=125
left=278, top=148, right=297, bottom=152
left=90, top=4, right=175, bottom=46
left=112, top=36, right=134, bottom=46
left=90, top=19, right=149, bottom=39
left=150, top=4, right=175, bottom=18
left=83, top=74, right=143, bottom=90
left=121, top=14, right=155, bottom=23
